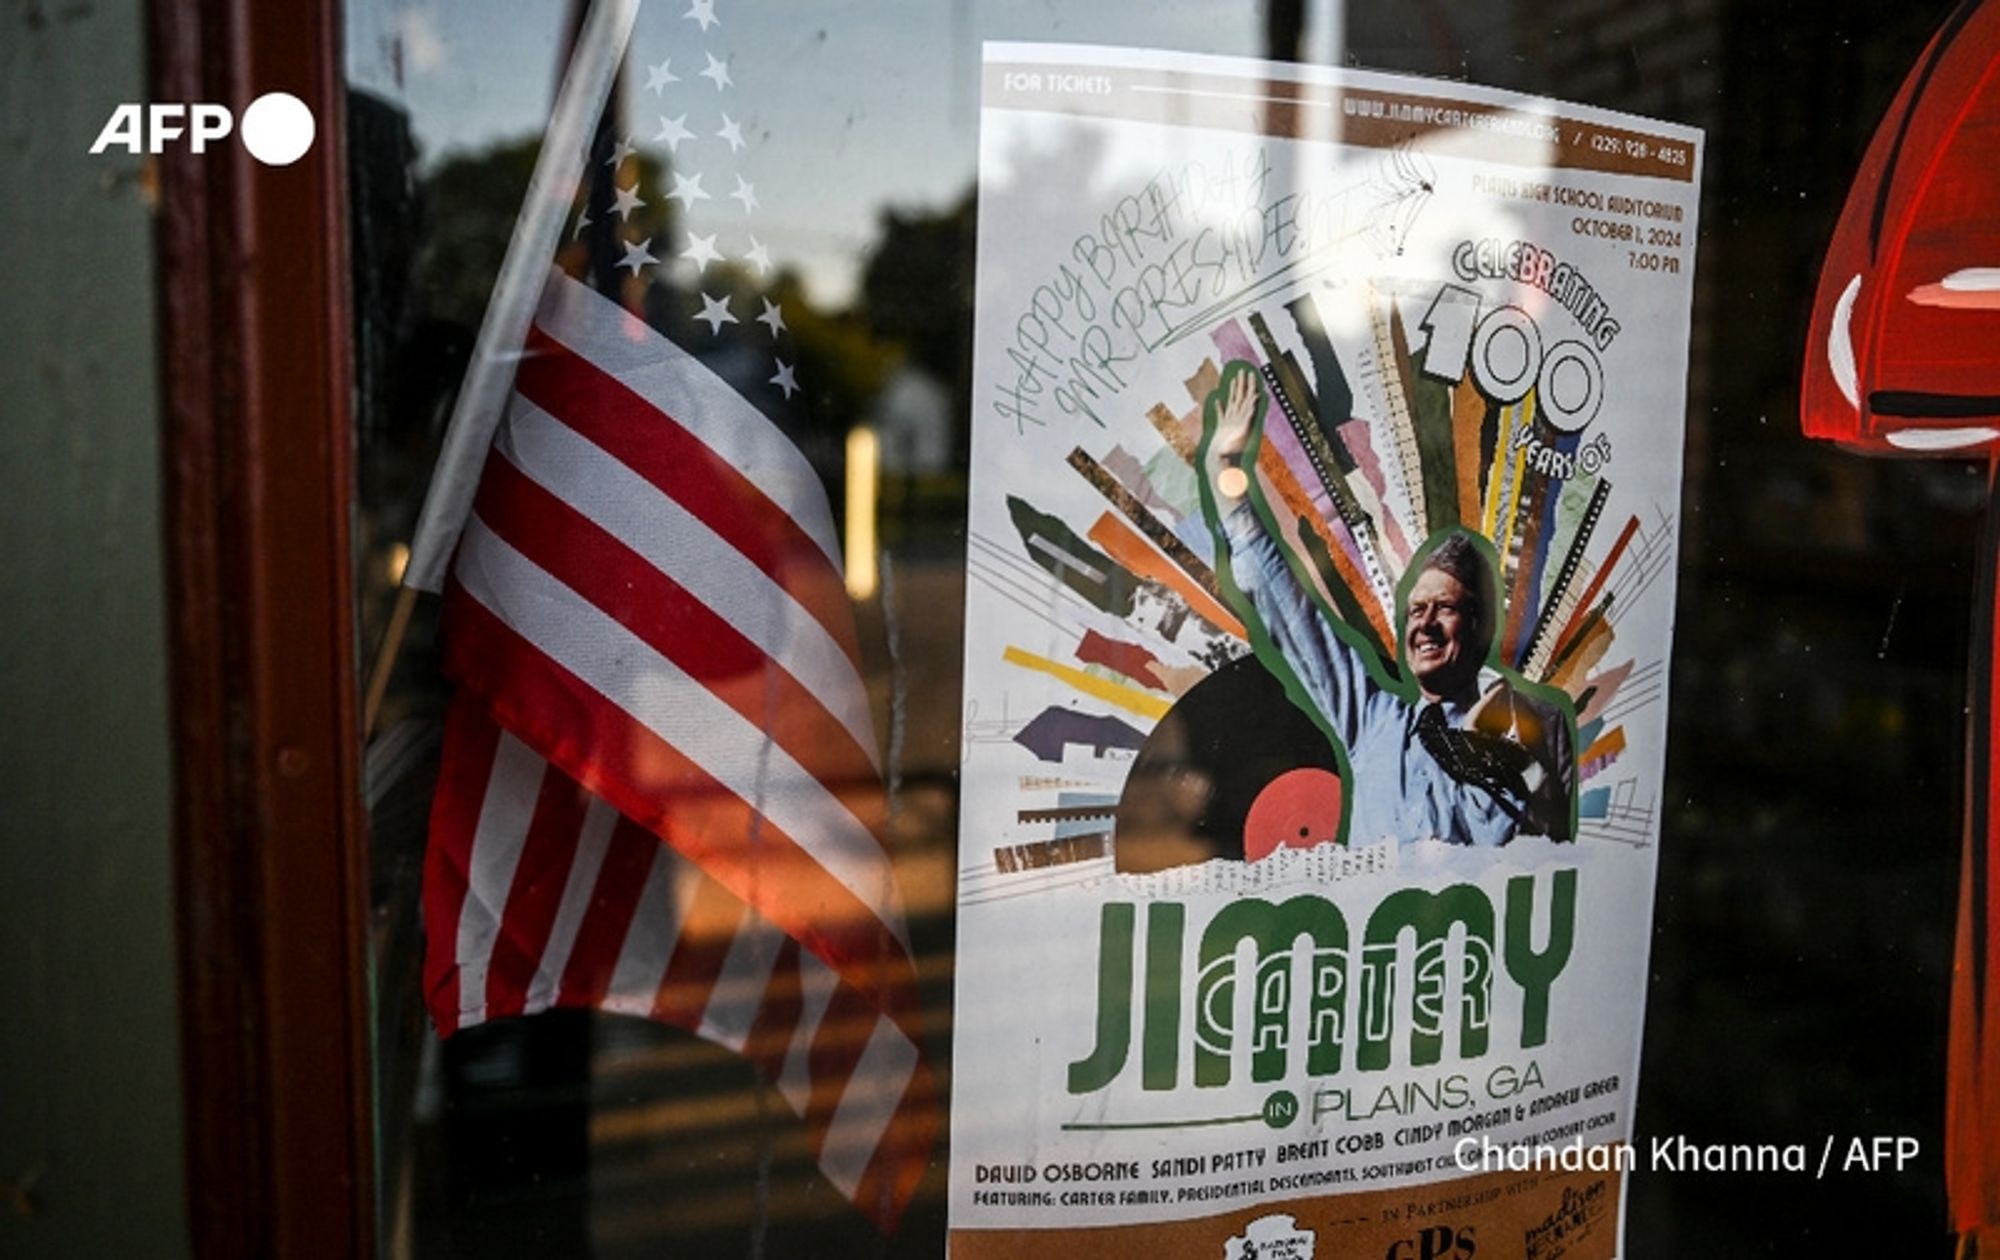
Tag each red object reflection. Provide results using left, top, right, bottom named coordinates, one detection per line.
left=1800, top=0, right=2000, bottom=455
left=1801, top=1, right=2000, bottom=1245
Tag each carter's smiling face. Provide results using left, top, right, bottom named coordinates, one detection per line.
left=1406, top=567, right=1483, bottom=701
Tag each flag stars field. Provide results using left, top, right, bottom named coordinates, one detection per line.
left=700, top=51, right=732, bottom=91
left=599, top=17, right=810, bottom=404
left=757, top=297, right=786, bottom=338
left=695, top=292, right=737, bottom=335
left=681, top=231, right=723, bottom=269
left=653, top=113, right=695, bottom=153
left=617, top=237, right=658, bottom=275
left=610, top=181, right=645, bottom=220
left=667, top=170, right=709, bottom=207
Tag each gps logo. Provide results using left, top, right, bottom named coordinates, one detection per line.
left=1386, top=1225, right=1476, bottom=1260
left=89, top=92, right=315, bottom=166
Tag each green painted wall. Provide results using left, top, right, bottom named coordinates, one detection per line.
left=0, top=0, right=188, bottom=1254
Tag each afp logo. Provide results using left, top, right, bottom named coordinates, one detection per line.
left=1387, top=1225, right=1476, bottom=1260
left=89, top=92, right=316, bottom=166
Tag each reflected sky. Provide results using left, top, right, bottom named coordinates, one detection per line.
left=345, top=0, right=1321, bottom=304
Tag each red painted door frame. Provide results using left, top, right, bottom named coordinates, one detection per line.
left=153, top=0, right=375, bottom=1253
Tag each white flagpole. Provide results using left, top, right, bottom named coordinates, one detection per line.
left=402, top=0, right=642, bottom=593
left=365, top=0, right=640, bottom=733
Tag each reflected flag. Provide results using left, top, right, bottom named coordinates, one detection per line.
left=405, top=0, right=934, bottom=1230
left=423, top=266, right=933, bottom=1230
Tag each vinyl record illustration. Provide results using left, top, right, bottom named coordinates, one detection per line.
left=1113, top=656, right=1343, bottom=872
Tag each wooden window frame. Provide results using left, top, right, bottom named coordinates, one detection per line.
left=154, top=0, right=375, bottom=1254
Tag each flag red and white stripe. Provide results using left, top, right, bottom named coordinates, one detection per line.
left=423, top=267, right=932, bottom=1228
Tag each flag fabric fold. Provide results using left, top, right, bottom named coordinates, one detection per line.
left=422, top=265, right=932, bottom=1229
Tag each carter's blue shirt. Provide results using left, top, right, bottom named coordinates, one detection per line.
left=1222, top=505, right=1571, bottom=847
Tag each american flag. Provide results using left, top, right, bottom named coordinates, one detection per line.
left=416, top=1, right=933, bottom=1230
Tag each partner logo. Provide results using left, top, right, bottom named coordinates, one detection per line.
left=89, top=92, right=315, bottom=165
left=1387, top=1224, right=1477, bottom=1260
left=1225, top=1212, right=1315, bottom=1260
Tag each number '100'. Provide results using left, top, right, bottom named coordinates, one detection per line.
left=1416, top=284, right=1604, bottom=434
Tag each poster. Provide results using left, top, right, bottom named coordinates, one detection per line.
left=952, top=43, right=1702, bottom=1259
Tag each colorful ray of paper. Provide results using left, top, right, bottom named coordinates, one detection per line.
left=1068, top=446, right=1229, bottom=606
left=1002, top=646, right=1174, bottom=721
left=1075, top=628, right=1167, bottom=690
left=1085, top=512, right=1246, bottom=640
left=1575, top=659, right=1636, bottom=728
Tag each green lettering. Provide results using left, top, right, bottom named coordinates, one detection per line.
left=1193, top=896, right=1348, bottom=1087
left=1358, top=885, right=1494, bottom=1070
left=1068, top=903, right=1135, bottom=1094
left=1504, top=869, right=1576, bottom=1048
left=1142, top=903, right=1185, bottom=1090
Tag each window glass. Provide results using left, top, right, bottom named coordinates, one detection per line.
left=347, top=2, right=1973, bottom=1253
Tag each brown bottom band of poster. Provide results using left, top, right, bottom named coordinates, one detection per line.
left=951, top=1163, right=1621, bottom=1260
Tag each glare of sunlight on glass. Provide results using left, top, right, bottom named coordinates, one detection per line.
left=845, top=426, right=879, bottom=600
left=387, top=540, right=411, bottom=585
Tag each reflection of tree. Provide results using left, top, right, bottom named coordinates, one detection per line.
left=861, top=187, right=975, bottom=446
left=414, top=138, right=541, bottom=332
left=847, top=187, right=978, bottom=545
left=352, top=89, right=451, bottom=714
